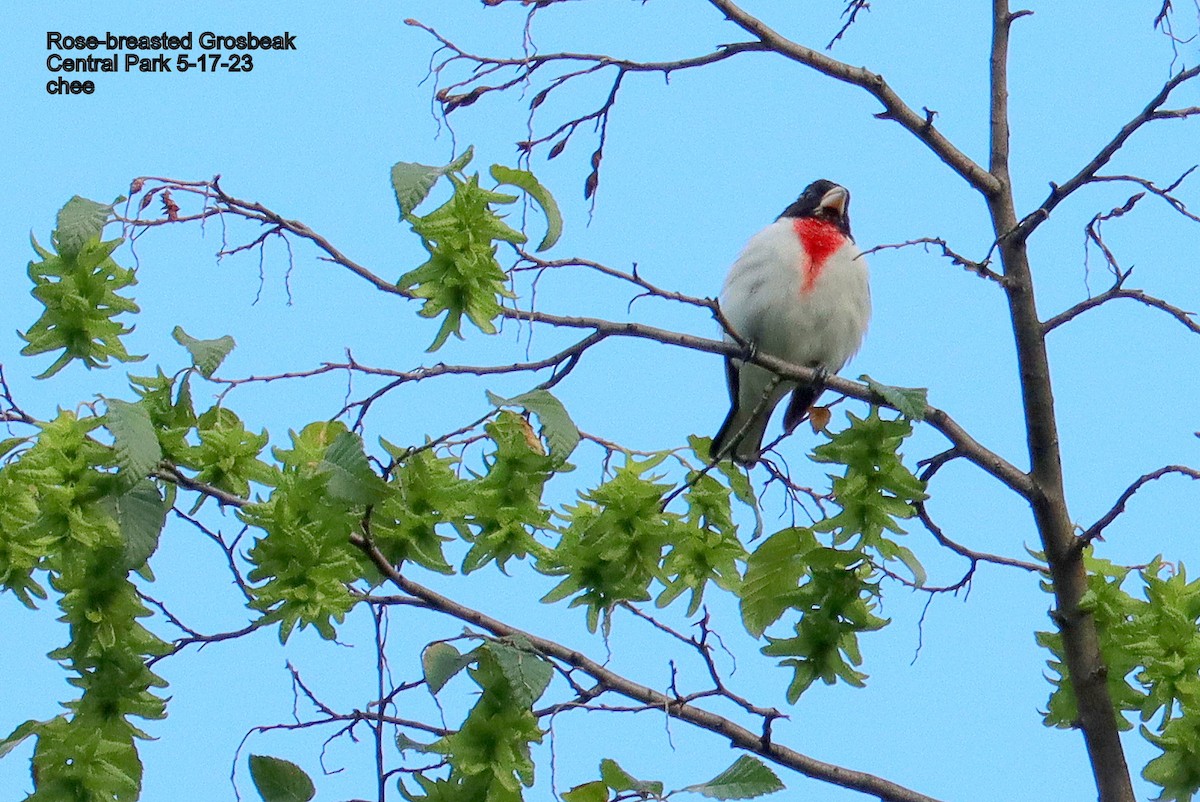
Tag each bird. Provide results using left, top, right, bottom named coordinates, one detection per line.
left=711, top=179, right=870, bottom=465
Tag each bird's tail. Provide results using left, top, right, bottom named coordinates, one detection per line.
left=782, top=383, right=822, bottom=433
left=713, top=382, right=822, bottom=465
left=712, top=403, right=771, bottom=465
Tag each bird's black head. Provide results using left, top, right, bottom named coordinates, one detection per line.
left=778, top=179, right=852, bottom=237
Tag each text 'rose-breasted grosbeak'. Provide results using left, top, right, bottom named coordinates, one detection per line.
left=712, top=180, right=871, bottom=464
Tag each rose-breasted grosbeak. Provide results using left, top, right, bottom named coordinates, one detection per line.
left=712, top=180, right=870, bottom=464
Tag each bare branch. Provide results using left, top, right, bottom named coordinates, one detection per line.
left=705, top=0, right=1000, bottom=196
left=1088, top=169, right=1200, bottom=224
left=155, top=463, right=248, bottom=508
left=350, top=533, right=950, bottom=802
left=119, top=178, right=409, bottom=302
left=143, top=590, right=268, bottom=667
left=826, top=0, right=871, bottom=50
left=1155, top=0, right=1173, bottom=29
left=1089, top=192, right=1146, bottom=279
left=914, top=498, right=1044, bottom=576
left=863, top=237, right=1004, bottom=284
left=1015, top=65, right=1200, bottom=241
left=405, top=15, right=767, bottom=187
left=915, top=452, right=1044, bottom=577
left=1078, top=465, right=1200, bottom=548
left=1042, top=279, right=1200, bottom=335
left=0, top=364, right=36, bottom=427
left=172, top=509, right=255, bottom=603
left=619, top=603, right=784, bottom=725
left=513, top=246, right=719, bottom=312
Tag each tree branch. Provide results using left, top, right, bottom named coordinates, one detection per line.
left=0, top=364, right=35, bottom=427
left=350, top=533, right=949, bottom=802
left=704, top=0, right=1000, bottom=196
left=986, top=2, right=1136, bottom=798
left=862, top=237, right=1004, bottom=284
left=909, top=452, right=1044, bottom=591
left=1089, top=169, right=1200, bottom=224
left=1015, top=66, right=1200, bottom=242
left=826, top=0, right=872, bottom=50
left=1042, top=281, right=1200, bottom=335
left=1078, top=465, right=1200, bottom=548
left=124, top=177, right=1033, bottom=501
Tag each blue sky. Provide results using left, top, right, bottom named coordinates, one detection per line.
left=2, top=2, right=1199, bottom=801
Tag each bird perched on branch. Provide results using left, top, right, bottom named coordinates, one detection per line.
left=712, top=179, right=870, bottom=465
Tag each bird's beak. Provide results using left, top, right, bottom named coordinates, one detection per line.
left=818, top=186, right=849, bottom=219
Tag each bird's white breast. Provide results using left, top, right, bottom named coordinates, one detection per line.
left=720, top=218, right=870, bottom=372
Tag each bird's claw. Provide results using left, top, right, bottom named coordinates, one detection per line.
left=811, top=364, right=830, bottom=387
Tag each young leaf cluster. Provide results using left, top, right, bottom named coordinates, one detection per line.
left=0, top=411, right=170, bottom=802
left=20, top=197, right=144, bottom=378
left=540, top=452, right=744, bottom=633
left=1038, top=551, right=1200, bottom=801
left=738, top=409, right=926, bottom=701
left=393, top=151, right=562, bottom=351
left=241, top=423, right=377, bottom=642
left=459, top=412, right=558, bottom=573
left=741, top=528, right=886, bottom=702
left=811, top=409, right=928, bottom=585
left=407, top=639, right=553, bottom=802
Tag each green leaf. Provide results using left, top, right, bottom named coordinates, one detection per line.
left=487, top=388, right=580, bottom=460
left=0, top=436, right=29, bottom=461
left=563, top=781, right=610, bottom=802
left=859, top=375, right=928, bottom=421
left=539, top=455, right=679, bottom=630
left=740, top=528, right=817, bottom=637
left=109, top=479, right=168, bottom=571
left=429, top=642, right=545, bottom=795
left=887, top=540, right=927, bottom=587
left=599, top=758, right=637, bottom=792
left=444, top=147, right=476, bottom=174
left=599, top=759, right=664, bottom=797
left=318, top=431, right=387, bottom=505
left=490, top=164, right=563, bottom=251
left=810, top=409, right=927, bottom=577
left=397, top=170, right=519, bottom=351
left=392, top=161, right=446, bottom=218
left=183, top=407, right=273, bottom=506
left=422, top=642, right=473, bottom=695
left=395, top=732, right=431, bottom=753
left=0, top=718, right=44, bottom=758
left=483, top=638, right=554, bottom=706
left=22, top=211, right=142, bottom=377
left=105, top=398, right=163, bottom=491
left=55, top=195, right=112, bottom=258
left=370, top=446, right=461, bottom=575
left=249, top=755, right=316, bottom=802
left=459, top=411, right=556, bottom=574
left=172, top=326, right=236, bottom=379
left=683, top=756, right=784, bottom=800
left=392, top=147, right=476, bottom=217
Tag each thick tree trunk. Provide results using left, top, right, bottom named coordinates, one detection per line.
left=988, top=3, right=1135, bottom=800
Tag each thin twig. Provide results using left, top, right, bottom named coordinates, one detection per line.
left=862, top=237, right=1003, bottom=284
left=1078, top=465, right=1200, bottom=548
left=1043, top=279, right=1200, bottom=335
left=350, top=533, right=949, bottom=802
left=1015, top=65, right=1200, bottom=242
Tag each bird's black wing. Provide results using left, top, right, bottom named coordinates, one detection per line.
left=710, top=356, right=742, bottom=459
left=782, top=383, right=822, bottom=433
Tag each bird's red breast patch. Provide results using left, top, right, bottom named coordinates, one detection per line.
left=792, top=218, right=845, bottom=293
